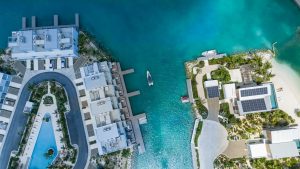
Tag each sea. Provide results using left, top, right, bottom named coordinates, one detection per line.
left=1, top=0, right=300, bottom=168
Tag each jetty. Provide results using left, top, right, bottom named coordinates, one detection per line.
left=117, top=63, right=146, bottom=154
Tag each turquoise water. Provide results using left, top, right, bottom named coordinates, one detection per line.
left=29, top=114, right=57, bottom=169
left=1, top=0, right=300, bottom=168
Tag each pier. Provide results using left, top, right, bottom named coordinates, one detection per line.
left=117, top=63, right=146, bottom=154
left=121, top=68, right=134, bottom=75
left=186, top=79, right=194, bottom=103
left=128, top=91, right=140, bottom=97
left=22, top=17, right=26, bottom=29
left=54, top=15, right=58, bottom=26
left=31, top=16, right=36, bottom=28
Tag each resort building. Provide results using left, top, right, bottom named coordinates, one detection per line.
left=223, top=83, right=278, bottom=115
left=7, top=16, right=79, bottom=71
left=79, top=61, right=132, bottom=155
left=248, top=127, right=300, bottom=159
left=8, top=27, right=78, bottom=60
left=0, top=72, right=22, bottom=149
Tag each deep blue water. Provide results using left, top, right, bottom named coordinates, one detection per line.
left=1, top=0, right=300, bottom=168
left=29, top=115, right=57, bottom=169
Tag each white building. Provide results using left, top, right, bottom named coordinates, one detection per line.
left=248, top=127, right=300, bottom=159
left=80, top=62, right=130, bottom=155
left=8, top=26, right=78, bottom=60
left=237, top=83, right=277, bottom=115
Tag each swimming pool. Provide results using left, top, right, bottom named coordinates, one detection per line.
left=270, top=84, right=278, bottom=109
left=29, top=114, right=57, bottom=169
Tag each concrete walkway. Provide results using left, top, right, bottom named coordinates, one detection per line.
left=195, top=64, right=219, bottom=102
left=198, top=120, right=228, bottom=169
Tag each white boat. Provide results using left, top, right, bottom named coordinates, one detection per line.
left=147, top=71, right=153, bottom=86
left=181, top=96, right=189, bottom=103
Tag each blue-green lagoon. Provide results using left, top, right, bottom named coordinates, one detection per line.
left=1, top=0, right=300, bottom=168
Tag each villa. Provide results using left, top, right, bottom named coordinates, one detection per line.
left=78, top=61, right=133, bottom=156
left=248, top=126, right=300, bottom=159
left=223, top=83, right=278, bottom=116
left=8, top=24, right=78, bottom=70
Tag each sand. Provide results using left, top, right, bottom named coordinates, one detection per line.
left=270, top=58, right=300, bottom=123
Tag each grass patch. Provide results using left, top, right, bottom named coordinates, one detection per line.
left=194, top=121, right=203, bottom=147
left=195, top=100, right=208, bottom=119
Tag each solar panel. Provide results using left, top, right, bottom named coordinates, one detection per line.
left=241, top=98, right=267, bottom=112
left=241, top=87, right=268, bottom=97
left=206, top=86, right=219, bottom=98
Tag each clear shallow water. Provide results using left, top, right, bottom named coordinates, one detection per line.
left=29, top=114, right=57, bottom=169
left=1, top=0, right=300, bottom=168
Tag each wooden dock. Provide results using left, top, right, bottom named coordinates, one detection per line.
left=117, top=63, right=146, bottom=154
left=128, top=91, right=140, bottom=97
left=31, top=16, right=36, bottom=28
left=121, top=68, right=134, bottom=75
left=75, top=13, right=79, bottom=27
left=54, top=15, right=58, bottom=26
left=22, top=17, right=26, bottom=29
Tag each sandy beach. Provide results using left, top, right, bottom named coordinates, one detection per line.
left=270, top=58, right=300, bottom=123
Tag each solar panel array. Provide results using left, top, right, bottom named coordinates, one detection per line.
left=241, top=98, right=267, bottom=112
left=206, top=86, right=219, bottom=98
left=240, top=87, right=268, bottom=97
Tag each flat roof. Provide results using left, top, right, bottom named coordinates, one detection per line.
left=90, top=97, right=113, bottom=115
left=223, top=83, right=236, bottom=99
left=8, top=26, right=78, bottom=59
left=84, top=73, right=107, bottom=90
left=204, top=80, right=218, bottom=88
left=248, top=143, right=268, bottom=158
left=266, top=127, right=300, bottom=144
left=269, top=142, right=299, bottom=159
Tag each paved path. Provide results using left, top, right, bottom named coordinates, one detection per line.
left=0, top=72, right=88, bottom=169
left=195, top=64, right=219, bottom=101
left=198, top=120, right=228, bottom=169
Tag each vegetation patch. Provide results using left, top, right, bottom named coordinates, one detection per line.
left=49, top=81, right=77, bottom=166
left=226, top=109, right=295, bottom=140
left=78, top=32, right=113, bottom=62
left=194, top=100, right=208, bottom=119
left=251, top=157, right=300, bottom=169
left=211, top=66, right=231, bottom=83
left=214, top=155, right=248, bottom=169
left=43, top=96, right=53, bottom=105
left=194, top=121, right=203, bottom=147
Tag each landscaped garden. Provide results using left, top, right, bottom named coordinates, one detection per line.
left=214, top=155, right=300, bottom=169
left=211, top=66, right=231, bottom=84
left=43, top=96, right=54, bottom=105
left=225, top=109, right=295, bottom=140
left=208, top=50, right=274, bottom=84
left=49, top=81, right=77, bottom=167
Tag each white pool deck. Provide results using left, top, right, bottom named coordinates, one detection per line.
left=19, top=83, right=64, bottom=166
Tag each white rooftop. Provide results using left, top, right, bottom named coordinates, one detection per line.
left=204, top=80, right=218, bottom=88
left=248, top=143, right=268, bottom=158
left=269, top=142, right=299, bottom=159
left=229, top=69, right=243, bottom=83
left=83, top=73, right=107, bottom=90
left=95, top=122, right=128, bottom=155
left=266, top=127, right=300, bottom=144
left=8, top=26, right=78, bottom=60
left=223, top=83, right=236, bottom=100
left=90, top=97, right=113, bottom=116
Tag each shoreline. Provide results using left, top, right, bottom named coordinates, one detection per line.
left=270, top=58, right=300, bottom=123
